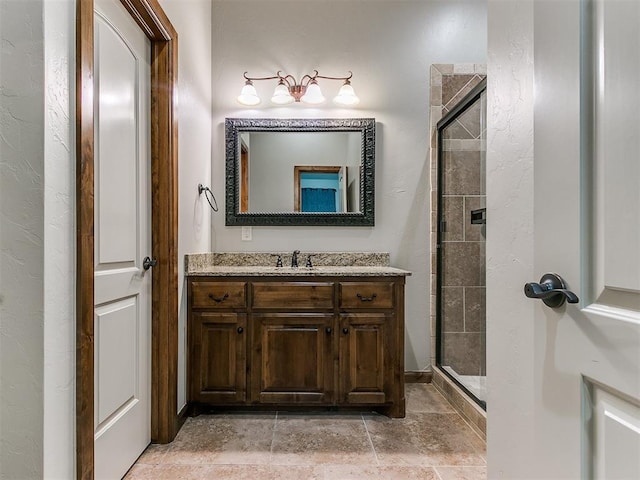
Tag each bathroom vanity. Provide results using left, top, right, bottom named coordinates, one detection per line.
left=185, top=253, right=410, bottom=418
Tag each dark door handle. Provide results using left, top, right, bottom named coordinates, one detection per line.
left=326, top=327, right=332, bottom=334
left=524, top=273, right=579, bottom=308
left=342, top=327, right=349, bottom=334
left=142, top=256, right=157, bottom=270
left=237, top=326, right=243, bottom=334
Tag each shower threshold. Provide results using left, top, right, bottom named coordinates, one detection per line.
left=442, top=365, right=487, bottom=403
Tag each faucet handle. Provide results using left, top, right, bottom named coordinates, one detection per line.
left=270, top=254, right=283, bottom=268
left=291, top=250, right=300, bottom=268
left=305, top=254, right=315, bottom=268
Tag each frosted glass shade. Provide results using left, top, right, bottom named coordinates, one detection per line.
left=333, top=82, right=360, bottom=106
left=237, top=82, right=261, bottom=106
left=300, top=81, right=325, bottom=104
left=271, top=82, right=294, bottom=105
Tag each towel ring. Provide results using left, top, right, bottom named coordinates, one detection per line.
left=198, top=184, right=218, bottom=212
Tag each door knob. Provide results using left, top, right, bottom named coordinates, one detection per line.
left=524, top=273, right=579, bottom=308
left=142, top=256, right=157, bottom=271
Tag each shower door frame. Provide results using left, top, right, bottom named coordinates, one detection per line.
left=435, top=78, right=487, bottom=410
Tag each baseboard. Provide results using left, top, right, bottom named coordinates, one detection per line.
left=176, top=403, right=189, bottom=432
left=404, top=371, right=433, bottom=383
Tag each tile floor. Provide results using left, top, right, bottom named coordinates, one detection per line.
left=125, top=384, right=486, bottom=479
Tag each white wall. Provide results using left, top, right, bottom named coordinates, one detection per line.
left=158, top=0, right=213, bottom=414
left=211, top=0, right=487, bottom=370
left=0, top=1, right=46, bottom=477
left=485, top=0, right=536, bottom=476
left=42, top=0, right=76, bottom=477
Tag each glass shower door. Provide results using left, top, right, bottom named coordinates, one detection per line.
left=436, top=80, right=487, bottom=408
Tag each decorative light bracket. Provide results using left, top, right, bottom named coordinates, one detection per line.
left=237, top=70, right=360, bottom=107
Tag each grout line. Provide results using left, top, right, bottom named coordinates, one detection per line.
left=433, top=466, right=445, bottom=480
left=462, top=196, right=467, bottom=242
left=462, top=285, right=466, bottom=332
left=361, top=413, right=380, bottom=466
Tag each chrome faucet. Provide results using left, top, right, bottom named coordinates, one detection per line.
left=291, top=250, right=300, bottom=268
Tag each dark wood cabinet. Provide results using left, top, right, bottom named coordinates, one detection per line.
left=189, top=312, right=247, bottom=404
left=187, top=275, right=406, bottom=417
left=339, top=313, right=392, bottom=406
left=251, top=314, right=334, bottom=404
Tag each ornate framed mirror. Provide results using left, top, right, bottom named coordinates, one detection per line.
left=225, top=118, right=375, bottom=226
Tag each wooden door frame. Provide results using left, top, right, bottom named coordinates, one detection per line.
left=76, top=0, right=179, bottom=478
left=293, top=165, right=342, bottom=211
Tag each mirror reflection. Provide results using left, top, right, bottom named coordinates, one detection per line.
left=225, top=118, right=375, bottom=226
left=239, top=131, right=361, bottom=213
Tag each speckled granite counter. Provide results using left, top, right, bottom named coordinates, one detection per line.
left=185, top=252, right=411, bottom=277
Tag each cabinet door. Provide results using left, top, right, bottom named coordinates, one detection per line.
left=189, top=312, right=247, bottom=404
left=339, top=313, right=393, bottom=405
left=251, top=314, right=334, bottom=404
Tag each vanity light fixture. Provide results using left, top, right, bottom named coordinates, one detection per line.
left=237, top=70, right=360, bottom=107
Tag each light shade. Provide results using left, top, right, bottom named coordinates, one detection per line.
left=270, top=82, right=294, bottom=105
left=333, top=81, right=360, bottom=106
left=237, top=81, right=261, bottom=106
left=300, top=80, right=325, bottom=104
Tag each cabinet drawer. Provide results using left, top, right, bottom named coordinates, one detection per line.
left=340, top=282, right=394, bottom=309
left=191, top=281, right=247, bottom=308
left=252, top=282, right=334, bottom=309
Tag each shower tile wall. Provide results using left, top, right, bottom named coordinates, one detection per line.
left=429, top=64, right=486, bottom=370
left=441, top=117, right=486, bottom=376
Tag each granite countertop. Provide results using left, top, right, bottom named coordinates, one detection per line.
left=185, top=252, right=411, bottom=277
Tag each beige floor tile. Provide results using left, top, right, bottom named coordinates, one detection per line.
left=364, top=412, right=485, bottom=467
left=130, top=385, right=488, bottom=476
left=406, top=384, right=456, bottom=414
left=323, top=464, right=440, bottom=479
left=161, top=413, right=275, bottom=465
left=267, top=465, right=325, bottom=480
left=271, top=413, right=376, bottom=465
left=125, top=464, right=324, bottom=480
left=435, top=466, right=487, bottom=480
left=134, top=443, right=171, bottom=465
left=123, top=464, right=215, bottom=480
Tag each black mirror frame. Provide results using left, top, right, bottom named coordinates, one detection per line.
left=225, top=117, right=375, bottom=226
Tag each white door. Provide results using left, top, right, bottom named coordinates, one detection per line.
left=488, top=0, right=640, bottom=478
left=93, top=1, right=151, bottom=478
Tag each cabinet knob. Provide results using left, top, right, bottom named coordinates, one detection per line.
left=237, top=326, right=244, bottom=334
left=342, top=327, right=349, bottom=334
left=326, top=327, right=332, bottom=334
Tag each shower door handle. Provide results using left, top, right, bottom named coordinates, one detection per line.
left=524, top=273, right=579, bottom=308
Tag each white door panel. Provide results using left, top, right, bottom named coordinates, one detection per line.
left=94, top=268, right=145, bottom=306
left=95, top=298, right=138, bottom=426
left=598, top=0, right=640, bottom=293
left=94, top=0, right=151, bottom=478
left=586, top=381, right=640, bottom=479
left=95, top=12, right=139, bottom=267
